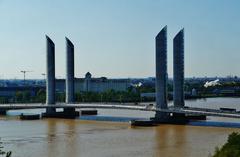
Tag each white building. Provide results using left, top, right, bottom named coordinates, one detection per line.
left=56, top=72, right=131, bottom=93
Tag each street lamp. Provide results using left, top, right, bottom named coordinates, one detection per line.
left=20, top=70, right=33, bottom=85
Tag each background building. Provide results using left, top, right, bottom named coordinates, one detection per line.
left=56, top=72, right=131, bottom=93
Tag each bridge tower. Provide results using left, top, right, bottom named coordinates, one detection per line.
left=64, top=37, right=78, bottom=115
left=43, top=36, right=79, bottom=118
left=154, top=26, right=169, bottom=120
left=173, top=29, right=185, bottom=107
left=46, top=35, right=56, bottom=114
left=65, top=37, right=75, bottom=103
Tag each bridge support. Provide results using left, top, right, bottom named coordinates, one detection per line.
left=46, top=35, right=56, bottom=114
left=43, top=36, right=79, bottom=119
left=152, top=27, right=193, bottom=124
left=42, top=107, right=79, bottom=119
left=0, top=109, right=7, bottom=115
left=43, top=36, right=56, bottom=117
left=63, top=38, right=79, bottom=117
left=172, top=29, right=186, bottom=119
left=173, top=29, right=185, bottom=108
left=151, top=112, right=190, bottom=124
left=65, top=37, right=75, bottom=104
left=154, top=26, right=170, bottom=121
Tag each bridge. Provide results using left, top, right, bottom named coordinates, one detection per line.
left=1, top=27, right=239, bottom=124
left=1, top=103, right=240, bottom=119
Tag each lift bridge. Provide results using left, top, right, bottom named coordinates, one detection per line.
left=1, top=28, right=239, bottom=122
left=0, top=103, right=240, bottom=119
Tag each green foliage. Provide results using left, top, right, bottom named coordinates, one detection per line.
left=0, top=97, right=8, bottom=104
left=212, top=132, right=240, bottom=157
left=56, top=93, right=65, bottom=102
left=10, top=88, right=142, bottom=103
left=74, top=90, right=140, bottom=103
left=139, top=85, right=155, bottom=93
left=15, top=91, right=31, bottom=103
left=35, top=89, right=46, bottom=103
left=15, top=91, right=23, bottom=102
left=0, top=139, right=12, bottom=157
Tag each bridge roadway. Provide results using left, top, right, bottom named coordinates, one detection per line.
left=1, top=103, right=240, bottom=119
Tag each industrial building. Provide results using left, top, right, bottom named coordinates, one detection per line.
left=56, top=72, right=131, bottom=93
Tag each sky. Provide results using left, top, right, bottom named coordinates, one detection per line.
left=0, top=0, right=239, bottom=79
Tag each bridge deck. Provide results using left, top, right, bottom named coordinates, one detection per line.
left=0, top=103, right=240, bottom=119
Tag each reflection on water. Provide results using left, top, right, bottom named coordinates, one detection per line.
left=0, top=118, right=239, bottom=157
left=47, top=120, right=56, bottom=157
left=0, top=98, right=240, bottom=157
left=154, top=125, right=187, bottom=157
left=46, top=119, right=79, bottom=157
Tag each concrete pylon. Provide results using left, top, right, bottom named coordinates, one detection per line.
left=65, top=37, right=75, bottom=103
left=46, top=35, right=56, bottom=113
left=173, top=29, right=185, bottom=107
left=155, top=26, right=169, bottom=119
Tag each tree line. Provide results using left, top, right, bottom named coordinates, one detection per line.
left=4, top=87, right=141, bottom=103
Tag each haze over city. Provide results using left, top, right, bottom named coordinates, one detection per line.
left=0, top=0, right=239, bottom=79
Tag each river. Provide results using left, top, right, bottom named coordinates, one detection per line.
left=0, top=97, right=240, bottom=157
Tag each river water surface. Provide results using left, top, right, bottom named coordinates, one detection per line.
left=0, top=97, right=240, bottom=157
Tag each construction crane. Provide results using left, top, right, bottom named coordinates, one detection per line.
left=20, top=70, right=33, bottom=85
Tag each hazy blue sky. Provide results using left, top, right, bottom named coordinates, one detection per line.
left=0, top=0, right=239, bottom=79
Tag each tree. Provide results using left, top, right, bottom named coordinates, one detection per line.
left=15, top=91, right=23, bottom=102
left=36, top=89, right=46, bottom=103
left=212, top=132, right=240, bottom=157
left=0, top=138, right=12, bottom=157
left=22, top=91, right=31, bottom=102
left=0, top=97, right=8, bottom=104
left=15, top=91, right=31, bottom=103
left=56, top=93, right=65, bottom=102
left=75, top=92, right=83, bottom=102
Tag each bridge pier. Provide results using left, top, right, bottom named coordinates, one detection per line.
left=0, top=109, right=7, bottom=115
left=150, top=112, right=206, bottom=125
left=154, top=112, right=170, bottom=121
left=63, top=108, right=79, bottom=118
left=42, top=107, right=79, bottom=119
left=151, top=112, right=189, bottom=124
left=46, top=108, right=56, bottom=114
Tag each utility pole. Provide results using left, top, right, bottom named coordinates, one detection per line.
left=20, top=70, right=32, bottom=85
left=41, top=73, right=46, bottom=80
left=41, top=73, right=46, bottom=86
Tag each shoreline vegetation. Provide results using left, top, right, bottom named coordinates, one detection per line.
left=0, top=92, right=239, bottom=104
left=0, top=81, right=240, bottom=104
left=0, top=139, right=11, bottom=157
left=0, top=79, right=239, bottom=104
left=212, top=132, right=240, bottom=157
left=0, top=89, right=239, bottom=104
